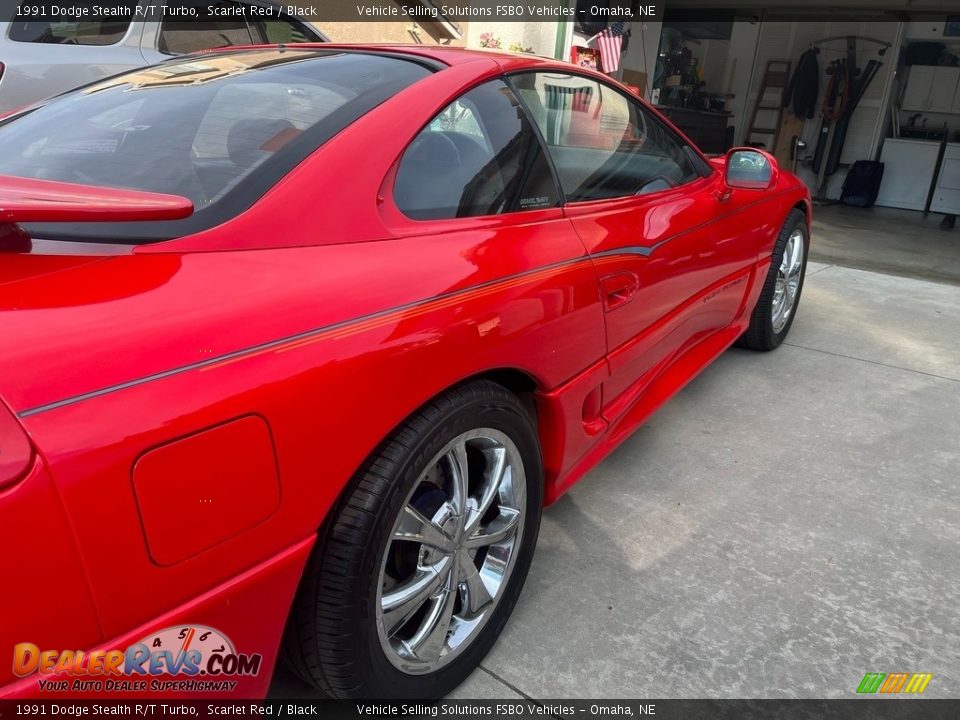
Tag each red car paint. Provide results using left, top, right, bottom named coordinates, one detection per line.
left=0, top=45, right=811, bottom=698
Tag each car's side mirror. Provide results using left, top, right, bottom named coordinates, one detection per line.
left=724, top=148, right=779, bottom=190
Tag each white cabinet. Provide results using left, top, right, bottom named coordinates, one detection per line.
left=902, top=66, right=934, bottom=111
left=902, top=65, right=960, bottom=112
left=930, top=67, right=960, bottom=112
left=931, top=143, right=960, bottom=215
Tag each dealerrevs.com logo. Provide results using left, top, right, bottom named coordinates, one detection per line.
left=13, top=626, right=261, bottom=693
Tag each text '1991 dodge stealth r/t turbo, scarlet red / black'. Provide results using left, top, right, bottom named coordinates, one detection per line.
left=0, top=45, right=810, bottom=700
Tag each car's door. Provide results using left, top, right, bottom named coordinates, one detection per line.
left=382, top=77, right=608, bottom=476
left=510, top=71, right=759, bottom=422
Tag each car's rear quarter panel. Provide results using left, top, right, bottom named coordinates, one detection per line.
left=3, top=224, right=604, bottom=693
left=0, top=457, right=102, bottom=685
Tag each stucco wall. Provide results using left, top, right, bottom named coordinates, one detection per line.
left=465, top=21, right=559, bottom=57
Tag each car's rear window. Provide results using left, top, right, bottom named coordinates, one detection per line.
left=8, top=20, right=133, bottom=45
left=0, top=49, right=434, bottom=243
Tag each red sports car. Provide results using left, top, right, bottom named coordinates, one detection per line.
left=0, top=45, right=810, bottom=699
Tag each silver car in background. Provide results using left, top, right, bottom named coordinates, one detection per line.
left=0, top=0, right=327, bottom=112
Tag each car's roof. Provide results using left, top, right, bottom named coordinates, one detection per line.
left=197, top=43, right=562, bottom=70
left=329, top=44, right=558, bottom=66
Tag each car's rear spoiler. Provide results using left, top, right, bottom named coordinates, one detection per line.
left=0, top=175, right=193, bottom=224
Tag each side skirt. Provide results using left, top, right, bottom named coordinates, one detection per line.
left=544, top=319, right=747, bottom=505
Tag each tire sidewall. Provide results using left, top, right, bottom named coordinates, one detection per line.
left=348, top=390, right=542, bottom=698
left=764, top=212, right=809, bottom=348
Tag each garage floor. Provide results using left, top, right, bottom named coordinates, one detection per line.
left=811, top=204, right=960, bottom=285
left=272, top=260, right=960, bottom=700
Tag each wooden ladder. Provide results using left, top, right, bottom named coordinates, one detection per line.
left=745, top=60, right=792, bottom=150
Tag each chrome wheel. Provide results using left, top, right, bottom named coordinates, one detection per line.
left=376, top=428, right=526, bottom=675
left=772, top=227, right=805, bottom=334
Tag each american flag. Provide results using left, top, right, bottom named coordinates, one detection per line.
left=590, top=21, right=626, bottom=74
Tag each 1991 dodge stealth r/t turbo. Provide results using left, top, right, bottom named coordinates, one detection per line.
left=0, top=45, right=810, bottom=699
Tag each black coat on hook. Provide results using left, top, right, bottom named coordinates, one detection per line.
left=782, top=48, right=820, bottom=119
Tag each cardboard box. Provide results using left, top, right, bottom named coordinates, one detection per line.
left=620, top=69, right=648, bottom=98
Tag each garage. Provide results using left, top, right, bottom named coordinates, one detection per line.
left=552, top=3, right=960, bottom=286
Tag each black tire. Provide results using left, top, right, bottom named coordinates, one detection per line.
left=282, top=380, right=543, bottom=699
left=737, top=209, right=809, bottom=351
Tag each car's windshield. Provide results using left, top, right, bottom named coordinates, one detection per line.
left=0, top=49, right=433, bottom=243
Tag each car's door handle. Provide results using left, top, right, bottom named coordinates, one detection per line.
left=714, top=187, right=733, bottom=203
left=600, top=271, right=639, bottom=311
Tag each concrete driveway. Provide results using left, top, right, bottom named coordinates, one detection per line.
left=274, top=262, right=960, bottom=699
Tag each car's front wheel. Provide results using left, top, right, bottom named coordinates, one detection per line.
left=738, top=208, right=809, bottom=351
left=283, top=380, right=542, bottom=698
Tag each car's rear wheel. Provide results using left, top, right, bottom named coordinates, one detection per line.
left=737, top=209, right=808, bottom=351
left=283, top=380, right=542, bottom=698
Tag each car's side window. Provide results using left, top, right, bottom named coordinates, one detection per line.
left=158, top=8, right=321, bottom=55
left=394, top=79, right=559, bottom=220
left=252, top=16, right=320, bottom=44
left=158, top=15, right=254, bottom=55
left=8, top=20, right=131, bottom=46
left=510, top=72, right=700, bottom=202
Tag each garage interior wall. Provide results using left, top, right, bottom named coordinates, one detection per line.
left=741, top=20, right=902, bottom=199
left=899, top=18, right=960, bottom=135
left=660, top=21, right=764, bottom=148
left=614, top=21, right=664, bottom=98
left=567, top=13, right=904, bottom=201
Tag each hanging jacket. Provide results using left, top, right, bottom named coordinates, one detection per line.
left=782, top=48, right=820, bottom=119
